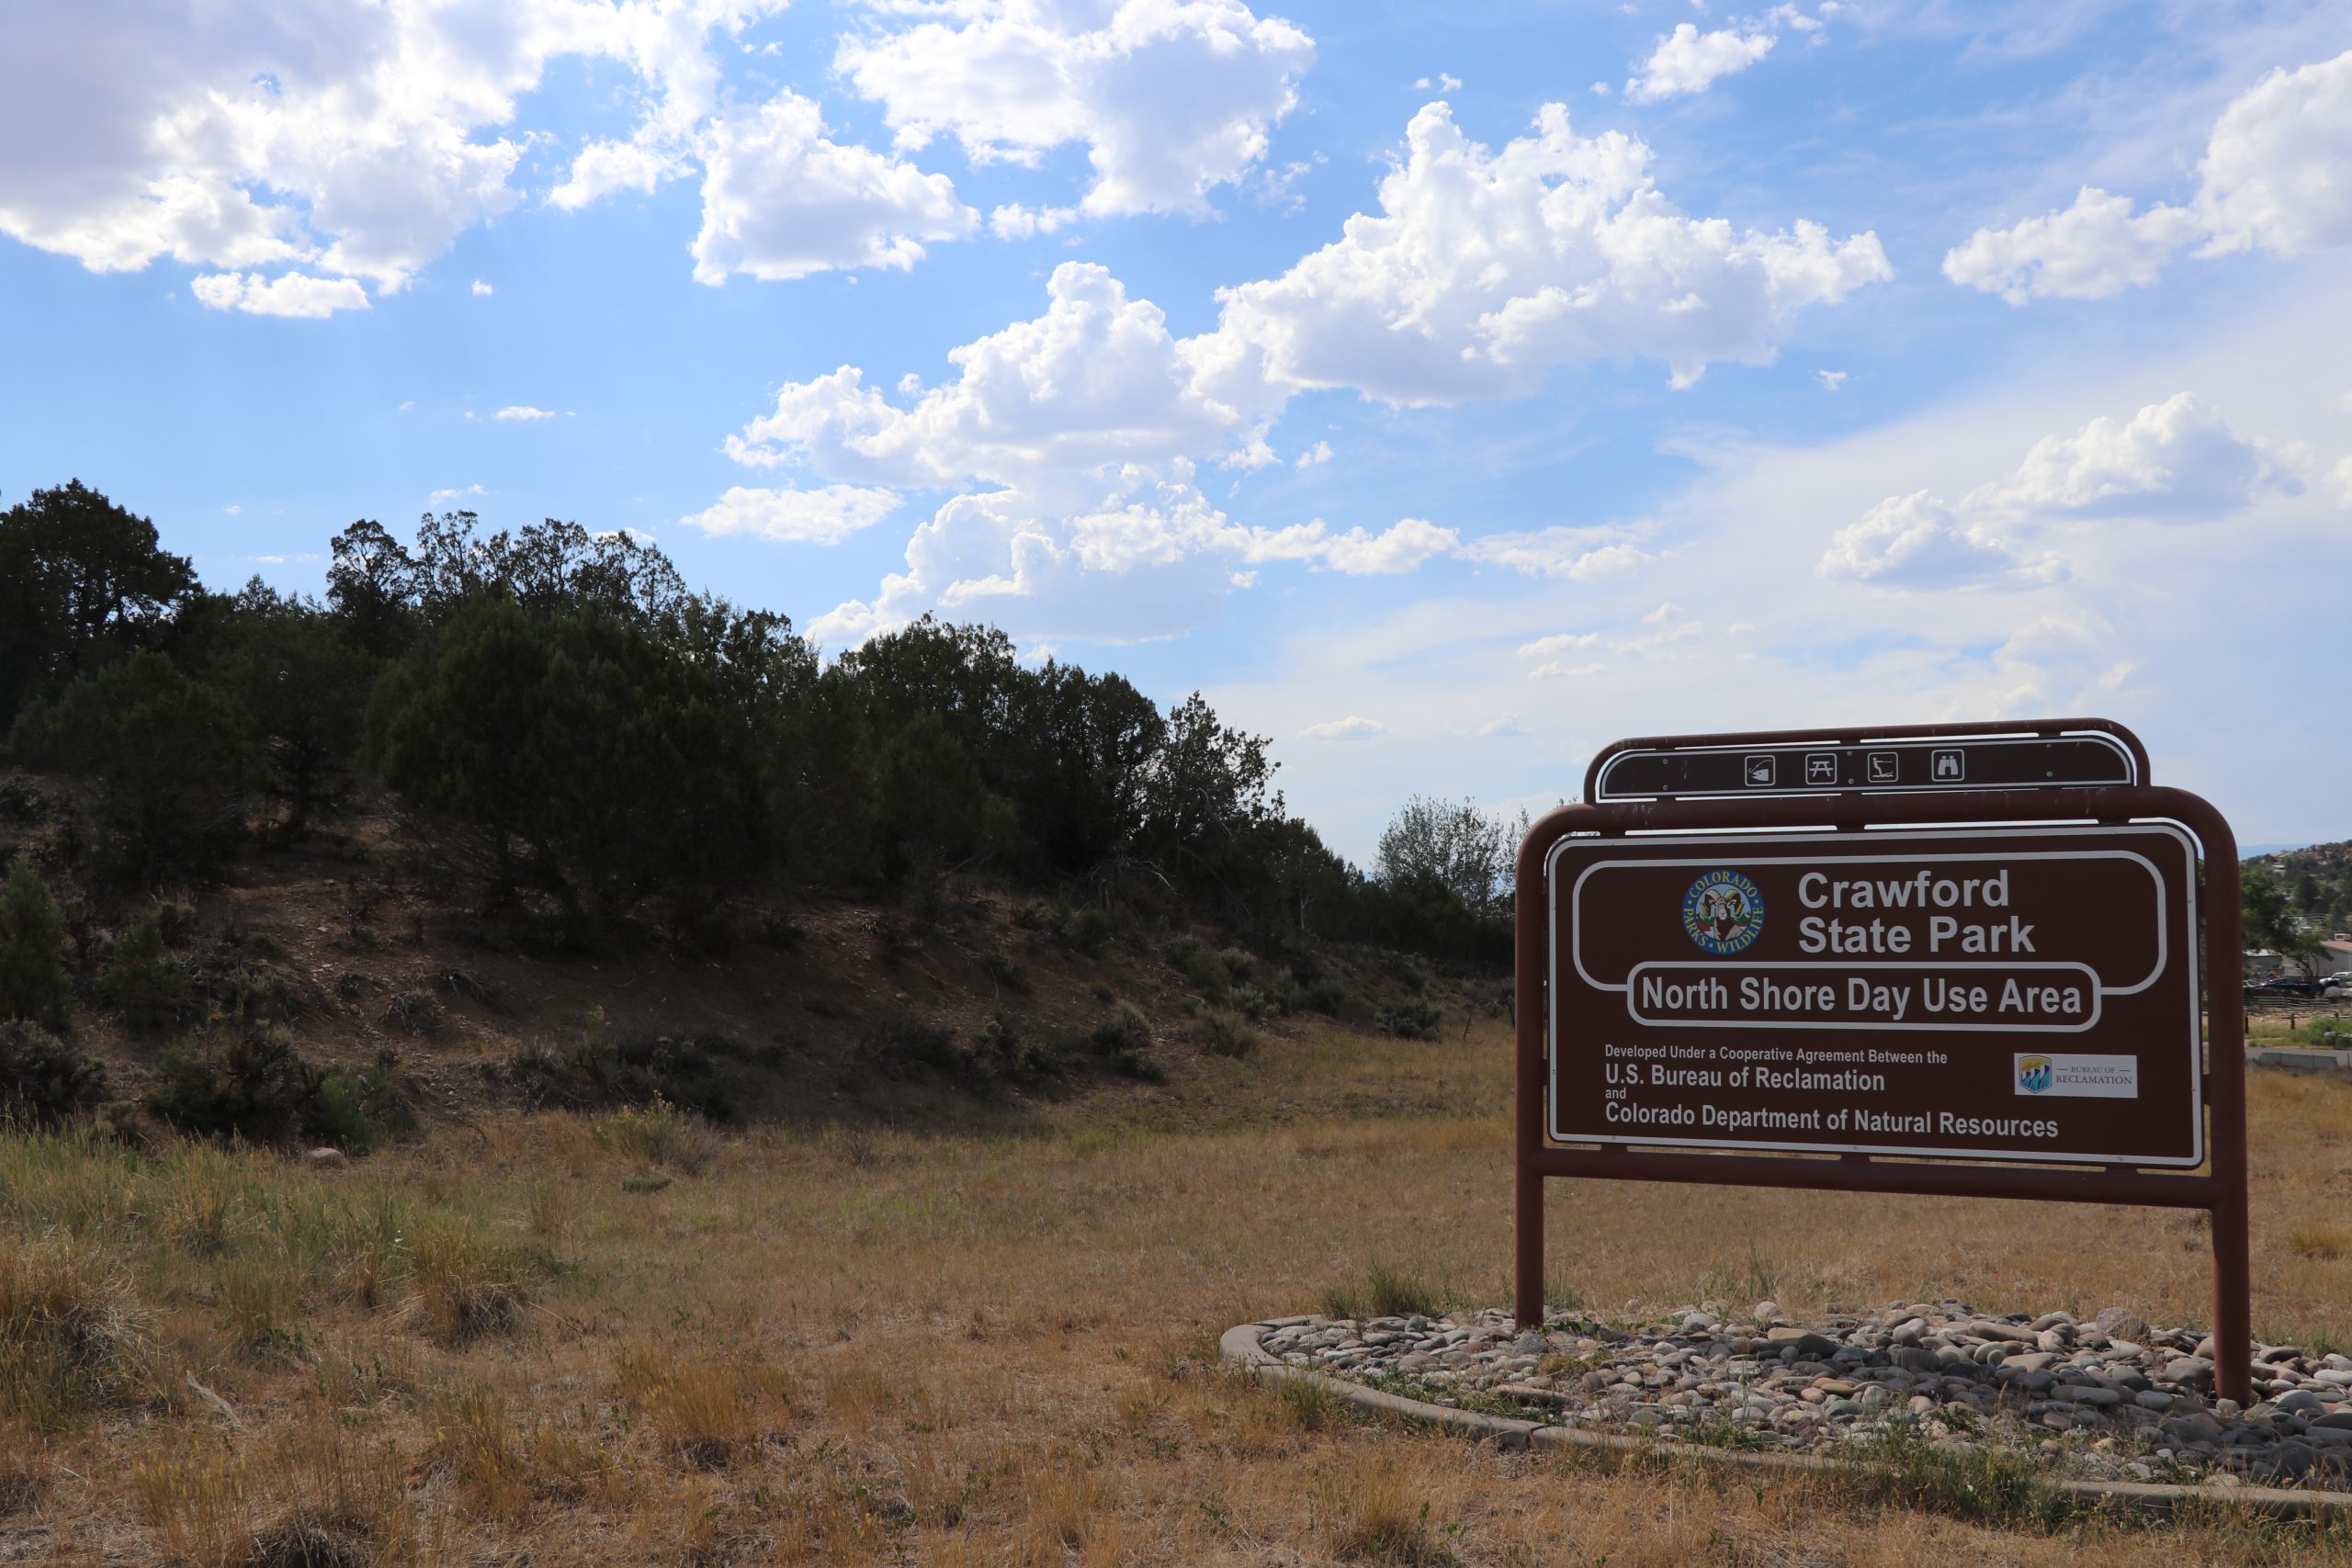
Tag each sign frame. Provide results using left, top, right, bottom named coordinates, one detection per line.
left=1586, top=716, right=2148, bottom=803
left=1513, top=721, right=2251, bottom=1404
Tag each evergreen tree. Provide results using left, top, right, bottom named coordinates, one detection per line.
left=875, top=711, right=987, bottom=880
left=368, top=596, right=763, bottom=918
left=0, top=479, right=198, bottom=726
left=0, top=854, right=73, bottom=1032
left=197, top=581, right=379, bottom=835
left=8, top=652, right=260, bottom=881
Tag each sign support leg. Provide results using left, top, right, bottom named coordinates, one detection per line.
left=2204, top=844, right=2254, bottom=1407
left=1515, top=839, right=1546, bottom=1330
left=2213, top=1188, right=2252, bottom=1406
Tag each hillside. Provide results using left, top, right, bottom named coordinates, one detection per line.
left=0, top=762, right=1497, bottom=1148
left=2248, top=840, right=2352, bottom=935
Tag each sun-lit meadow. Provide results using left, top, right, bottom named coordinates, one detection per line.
left=6, top=1021, right=2352, bottom=1564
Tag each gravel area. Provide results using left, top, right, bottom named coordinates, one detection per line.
left=1263, top=1300, right=2352, bottom=1487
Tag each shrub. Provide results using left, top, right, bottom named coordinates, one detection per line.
left=1088, top=1003, right=1151, bottom=1057
left=869, top=1012, right=967, bottom=1077
left=0, top=855, right=72, bottom=1032
left=310, top=1054, right=415, bottom=1152
left=96, top=913, right=194, bottom=1034
left=975, top=1006, right=1065, bottom=1084
left=1109, top=1047, right=1165, bottom=1083
left=504, top=1011, right=734, bottom=1119
left=1065, top=906, right=1114, bottom=956
left=980, top=944, right=1026, bottom=992
left=145, top=1029, right=321, bottom=1143
left=1168, top=933, right=1231, bottom=999
left=592, top=1097, right=720, bottom=1175
left=1188, top=1010, right=1260, bottom=1060
left=378, top=989, right=444, bottom=1036
left=1296, top=976, right=1350, bottom=1016
left=1374, top=998, right=1443, bottom=1042
left=0, top=1021, right=107, bottom=1125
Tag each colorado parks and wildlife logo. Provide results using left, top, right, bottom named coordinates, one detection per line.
left=2018, top=1055, right=2054, bottom=1094
left=1682, top=869, right=1765, bottom=955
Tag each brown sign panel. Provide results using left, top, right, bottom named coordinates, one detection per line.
left=1549, top=824, right=2202, bottom=1167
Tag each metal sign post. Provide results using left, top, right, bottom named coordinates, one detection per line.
left=1513, top=719, right=2251, bottom=1406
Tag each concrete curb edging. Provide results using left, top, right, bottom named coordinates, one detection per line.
left=2249, top=1047, right=2352, bottom=1071
left=1220, top=1320, right=2352, bottom=1524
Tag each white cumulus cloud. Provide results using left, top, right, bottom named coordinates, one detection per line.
left=691, top=92, right=978, bottom=284
left=1200, top=103, right=1890, bottom=400
left=190, top=269, right=369, bottom=318
left=1943, top=186, right=2203, bottom=304
left=1971, top=392, right=2298, bottom=520
left=1817, top=491, right=2060, bottom=587
left=1455, top=528, right=1652, bottom=580
left=1625, top=24, right=1774, bottom=103
left=837, top=0, right=1315, bottom=217
left=679, top=484, right=903, bottom=545
left=727, top=262, right=1248, bottom=491
left=1946, top=50, right=2352, bottom=303
left=494, top=404, right=556, bottom=421
left=1821, top=393, right=2294, bottom=587
left=1299, top=715, right=1385, bottom=740
left=1242, top=517, right=1460, bottom=574
left=729, top=99, right=1881, bottom=643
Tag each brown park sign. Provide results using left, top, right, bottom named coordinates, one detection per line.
left=1548, top=825, right=2202, bottom=1167
left=1511, top=718, right=2253, bottom=1404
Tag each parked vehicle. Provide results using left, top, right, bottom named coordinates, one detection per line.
left=2252, top=976, right=2325, bottom=998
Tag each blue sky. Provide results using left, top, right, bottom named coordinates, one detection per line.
left=4, top=0, right=2349, bottom=862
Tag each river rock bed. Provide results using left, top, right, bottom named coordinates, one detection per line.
left=1261, top=1301, right=2352, bottom=1487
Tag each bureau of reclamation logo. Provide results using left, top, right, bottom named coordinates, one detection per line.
left=1681, top=870, right=1765, bottom=955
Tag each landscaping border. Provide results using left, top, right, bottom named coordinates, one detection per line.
left=1220, top=1320, right=2352, bottom=1524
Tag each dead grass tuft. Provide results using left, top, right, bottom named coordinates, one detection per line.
left=402, top=1223, right=528, bottom=1343
left=138, top=1420, right=416, bottom=1568
left=427, top=1384, right=534, bottom=1523
left=0, top=1236, right=146, bottom=1425
left=616, top=1344, right=794, bottom=1468
left=0, top=1425, right=42, bottom=1516
left=2290, top=1224, right=2351, bottom=1261
left=1325, top=1460, right=1454, bottom=1565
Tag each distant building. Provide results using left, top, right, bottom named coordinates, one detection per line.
left=2245, top=939, right=2352, bottom=980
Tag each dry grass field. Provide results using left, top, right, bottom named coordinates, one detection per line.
left=6, top=1019, right=2352, bottom=1565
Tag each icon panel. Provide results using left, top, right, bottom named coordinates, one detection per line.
left=1866, top=751, right=1901, bottom=784
left=1743, top=754, right=1776, bottom=786
left=1930, top=749, right=1965, bottom=783
left=1804, top=752, right=1838, bottom=784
